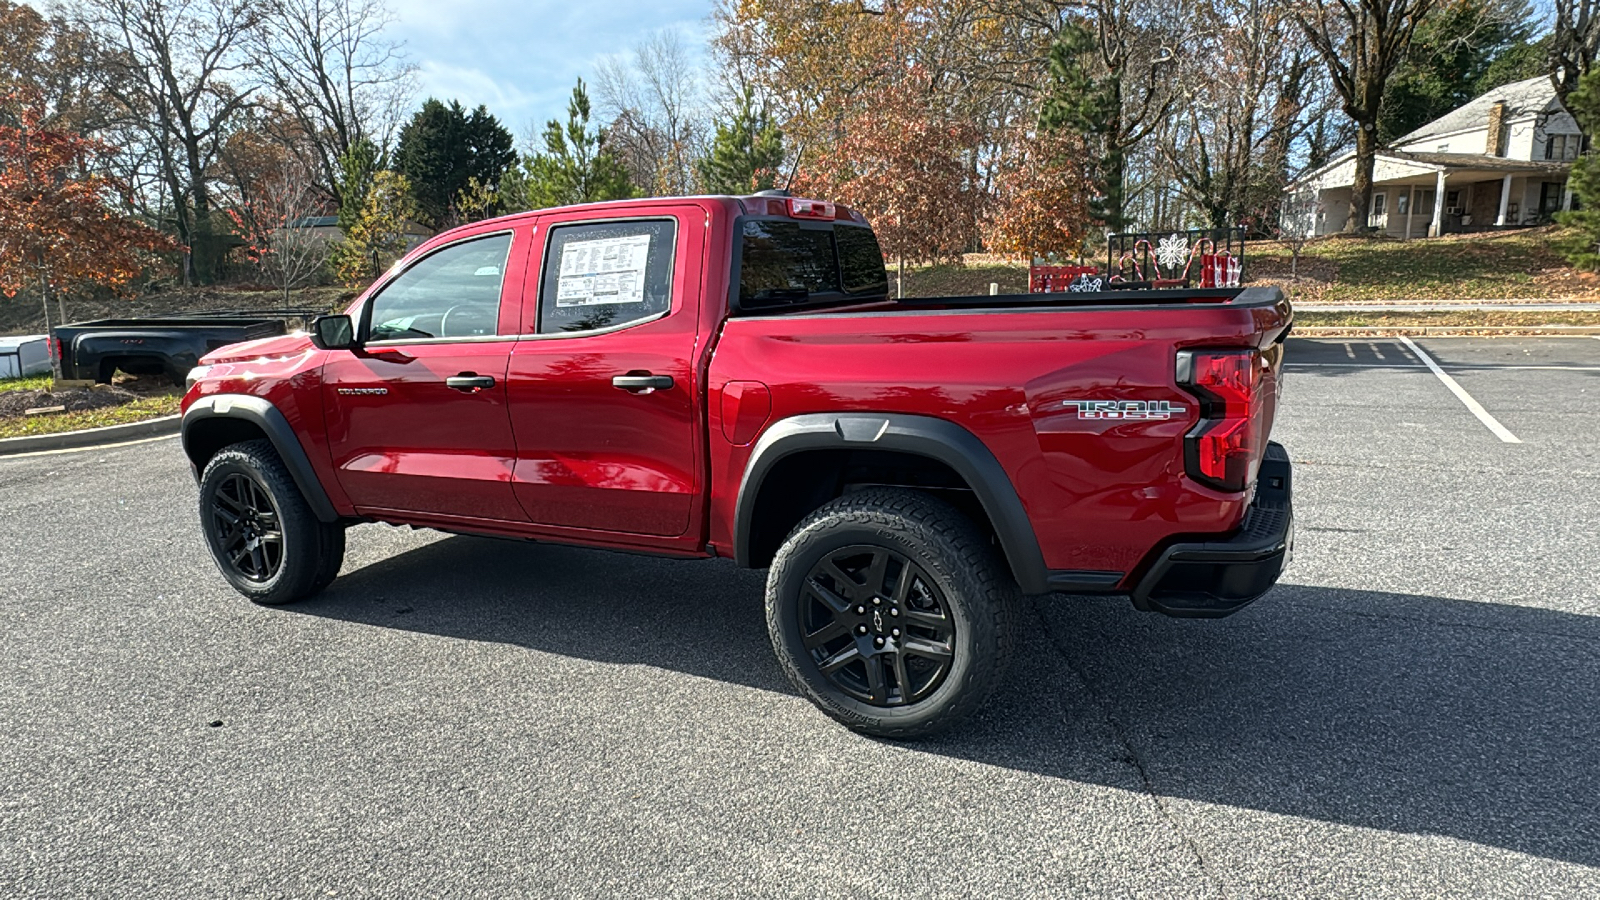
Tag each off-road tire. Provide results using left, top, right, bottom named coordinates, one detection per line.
left=311, top=524, right=347, bottom=593
left=766, top=488, right=1017, bottom=739
left=198, top=439, right=343, bottom=605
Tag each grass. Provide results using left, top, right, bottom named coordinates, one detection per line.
left=0, top=374, right=53, bottom=392
left=891, top=259, right=1032, bottom=298
left=1251, top=228, right=1600, bottom=303
left=889, top=229, right=1600, bottom=305
left=0, top=393, right=180, bottom=439
left=1, top=373, right=181, bottom=439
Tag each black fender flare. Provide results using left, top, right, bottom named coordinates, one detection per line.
left=181, top=394, right=339, bottom=523
left=732, top=413, right=1051, bottom=594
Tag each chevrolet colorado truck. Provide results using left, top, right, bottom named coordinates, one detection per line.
left=180, top=192, right=1294, bottom=738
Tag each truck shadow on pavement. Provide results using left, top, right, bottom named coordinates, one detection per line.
left=300, top=533, right=1600, bottom=869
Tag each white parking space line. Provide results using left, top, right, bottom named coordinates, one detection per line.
left=1285, top=362, right=1600, bottom=371
left=1369, top=343, right=1387, bottom=360
left=1286, top=362, right=1426, bottom=369
left=1343, top=342, right=1356, bottom=359
left=1397, top=336, right=1522, bottom=444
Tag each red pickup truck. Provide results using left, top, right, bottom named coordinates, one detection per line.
left=181, top=192, right=1293, bottom=737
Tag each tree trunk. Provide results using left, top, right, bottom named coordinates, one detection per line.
left=1345, top=123, right=1378, bottom=234
left=897, top=255, right=905, bottom=299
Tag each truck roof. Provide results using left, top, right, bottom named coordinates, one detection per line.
left=467, top=192, right=867, bottom=230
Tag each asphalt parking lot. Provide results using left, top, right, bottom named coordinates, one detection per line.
left=2, top=336, right=1598, bottom=898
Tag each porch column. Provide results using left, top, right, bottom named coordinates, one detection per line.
left=1563, top=181, right=1576, bottom=212
left=1495, top=173, right=1513, bottom=226
left=1402, top=186, right=1415, bottom=240
left=1431, top=170, right=1447, bottom=237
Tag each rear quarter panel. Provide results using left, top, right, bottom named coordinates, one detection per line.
left=708, top=299, right=1289, bottom=578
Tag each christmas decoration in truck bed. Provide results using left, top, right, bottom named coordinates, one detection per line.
left=1027, top=227, right=1247, bottom=293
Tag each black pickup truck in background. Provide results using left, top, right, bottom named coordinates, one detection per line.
left=51, top=311, right=322, bottom=385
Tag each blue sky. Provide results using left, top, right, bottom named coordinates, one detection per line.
left=386, top=0, right=716, bottom=140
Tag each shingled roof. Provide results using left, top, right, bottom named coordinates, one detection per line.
left=1395, top=75, right=1562, bottom=146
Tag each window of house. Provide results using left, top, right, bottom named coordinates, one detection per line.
left=1540, top=182, right=1565, bottom=215
left=366, top=233, right=512, bottom=342
left=537, top=219, right=677, bottom=334
left=1396, top=193, right=1410, bottom=216
left=1371, top=193, right=1386, bottom=216
left=1546, top=134, right=1580, bottom=161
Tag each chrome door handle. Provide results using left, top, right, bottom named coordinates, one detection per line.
left=446, top=373, right=496, bottom=392
left=612, top=373, right=674, bottom=392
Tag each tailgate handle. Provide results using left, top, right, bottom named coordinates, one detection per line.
left=612, top=373, right=673, bottom=393
left=446, top=373, right=496, bottom=392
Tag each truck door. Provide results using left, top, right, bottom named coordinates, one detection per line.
left=320, top=227, right=530, bottom=523
left=505, top=209, right=706, bottom=544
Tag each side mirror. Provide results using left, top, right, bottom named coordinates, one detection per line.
left=310, top=314, right=357, bottom=350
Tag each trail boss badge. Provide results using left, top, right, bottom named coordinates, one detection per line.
left=1062, top=399, right=1186, bottom=420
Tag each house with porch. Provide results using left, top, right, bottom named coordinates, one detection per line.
left=1284, top=74, right=1580, bottom=238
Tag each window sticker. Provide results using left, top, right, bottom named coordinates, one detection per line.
left=556, top=233, right=653, bottom=306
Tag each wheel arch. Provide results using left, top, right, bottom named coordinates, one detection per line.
left=182, top=394, right=338, bottom=523
left=732, top=413, right=1051, bottom=594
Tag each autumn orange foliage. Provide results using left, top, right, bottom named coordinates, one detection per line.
left=0, top=95, right=175, bottom=300
left=793, top=70, right=983, bottom=266
left=985, top=127, right=1092, bottom=260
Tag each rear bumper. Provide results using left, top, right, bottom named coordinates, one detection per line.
left=1130, top=442, right=1294, bottom=618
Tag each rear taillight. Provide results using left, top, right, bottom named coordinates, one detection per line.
left=1177, top=348, right=1262, bottom=492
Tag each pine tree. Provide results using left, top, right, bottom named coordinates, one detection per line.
left=1039, top=20, right=1124, bottom=232
left=523, top=79, right=638, bottom=209
left=698, top=93, right=785, bottom=194
left=335, top=138, right=380, bottom=234
left=1557, top=68, right=1600, bottom=270
left=395, top=99, right=517, bottom=229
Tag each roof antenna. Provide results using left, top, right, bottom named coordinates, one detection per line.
left=782, top=142, right=806, bottom=194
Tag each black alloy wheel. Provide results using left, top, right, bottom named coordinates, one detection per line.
left=198, top=439, right=344, bottom=605
left=766, top=488, right=1015, bottom=739
left=209, top=472, right=285, bottom=583
left=801, top=545, right=956, bottom=707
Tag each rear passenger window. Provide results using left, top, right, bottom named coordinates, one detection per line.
left=538, top=219, right=676, bottom=334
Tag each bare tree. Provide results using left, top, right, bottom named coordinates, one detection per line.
left=250, top=0, right=416, bottom=194
left=1276, top=188, right=1322, bottom=278
left=256, top=158, right=331, bottom=306
left=595, top=29, right=705, bottom=195
left=77, top=0, right=260, bottom=282
left=1552, top=0, right=1600, bottom=111
left=1293, top=0, right=1438, bottom=234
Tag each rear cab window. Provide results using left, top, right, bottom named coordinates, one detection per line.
left=736, top=220, right=888, bottom=311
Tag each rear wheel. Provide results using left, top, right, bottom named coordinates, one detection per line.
left=198, top=440, right=344, bottom=605
left=766, top=488, right=1016, bottom=739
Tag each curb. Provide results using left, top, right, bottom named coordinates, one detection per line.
left=0, top=414, right=181, bottom=457
left=1294, top=326, right=1600, bottom=336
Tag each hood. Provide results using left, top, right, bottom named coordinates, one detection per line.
left=200, top=331, right=316, bottom=365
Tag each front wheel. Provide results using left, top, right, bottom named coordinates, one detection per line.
left=198, top=439, right=344, bottom=605
left=766, top=488, right=1016, bottom=739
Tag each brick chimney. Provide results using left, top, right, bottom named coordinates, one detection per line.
left=1486, top=100, right=1507, bottom=155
